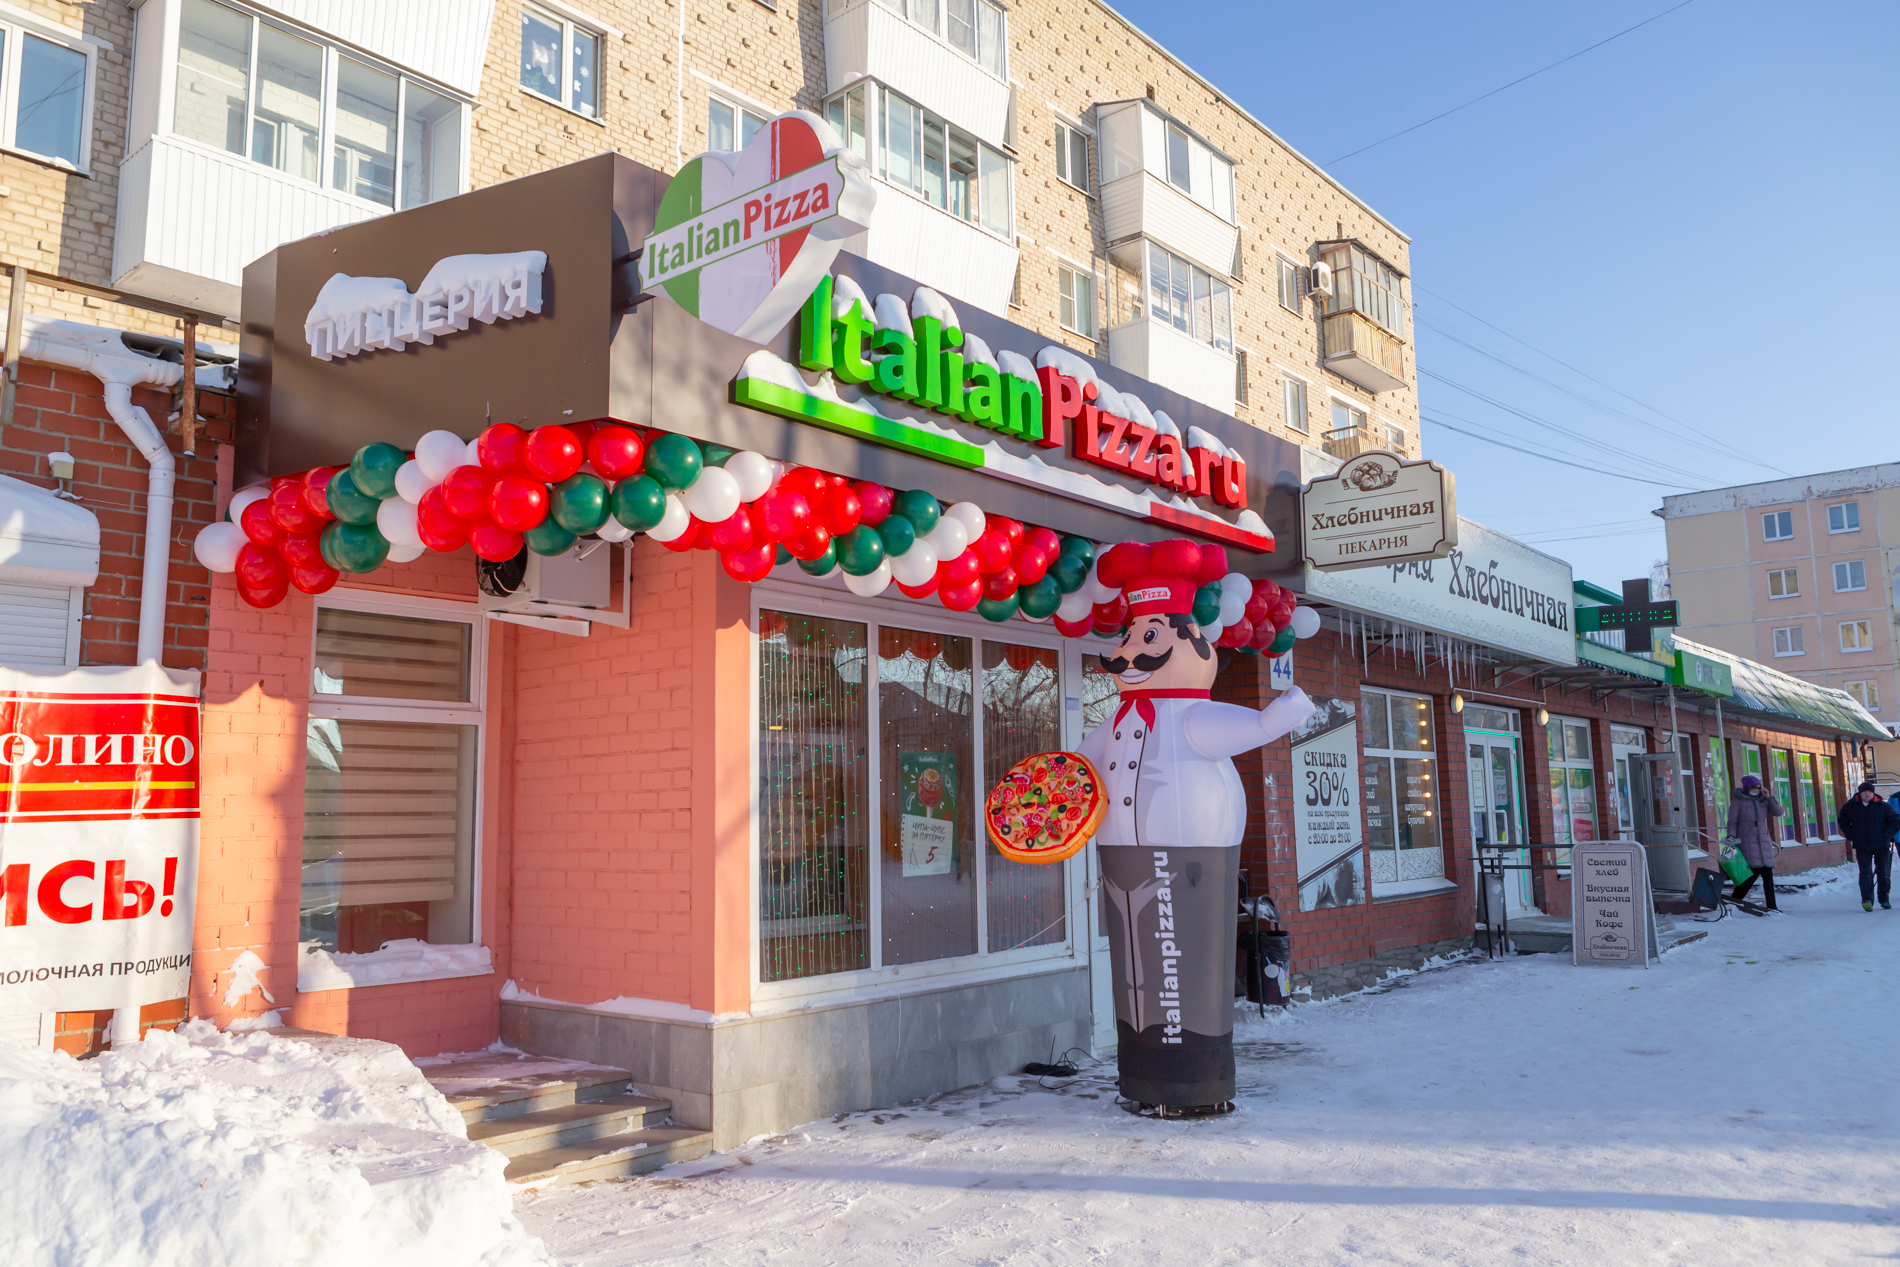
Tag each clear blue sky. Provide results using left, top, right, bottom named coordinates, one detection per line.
left=1107, top=0, right=1899, bottom=589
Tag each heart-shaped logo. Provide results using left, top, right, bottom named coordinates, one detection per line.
left=643, top=111, right=875, bottom=343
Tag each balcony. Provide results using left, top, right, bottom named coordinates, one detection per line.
left=1322, top=310, right=1408, bottom=393
left=1106, top=318, right=1236, bottom=416
left=825, top=1, right=1011, bottom=148
left=1322, top=425, right=1379, bottom=461
left=114, top=135, right=385, bottom=317
left=1101, top=171, right=1239, bottom=282
left=841, top=181, right=1020, bottom=315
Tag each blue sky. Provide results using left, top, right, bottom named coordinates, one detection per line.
left=1107, top=0, right=1898, bottom=589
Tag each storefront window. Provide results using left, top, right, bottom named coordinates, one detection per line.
left=1771, top=749, right=1797, bottom=840
left=1546, top=717, right=1595, bottom=865
left=1818, top=755, right=1840, bottom=836
left=983, top=642, right=1063, bottom=951
left=1705, top=737, right=1730, bottom=835
left=879, top=626, right=977, bottom=965
left=1361, top=688, right=1442, bottom=889
left=758, top=611, right=870, bottom=982
left=1795, top=752, right=1820, bottom=842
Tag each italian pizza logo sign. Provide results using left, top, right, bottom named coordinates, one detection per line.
left=643, top=110, right=875, bottom=342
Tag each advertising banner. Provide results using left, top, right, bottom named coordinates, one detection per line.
left=0, top=664, right=201, bottom=1013
left=898, top=751, right=956, bottom=877
left=1290, top=698, right=1364, bottom=912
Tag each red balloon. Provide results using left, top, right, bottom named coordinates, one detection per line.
left=1097, top=542, right=1152, bottom=588
left=1243, top=591, right=1271, bottom=627
left=983, top=567, right=1019, bottom=601
left=707, top=507, right=757, bottom=553
left=938, top=549, right=981, bottom=589
left=236, top=576, right=288, bottom=609
left=1196, top=544, right=1230, bottom=585
left=279, top=532, right=324, bottom=569
left=784, top=523, right=833, bottom=562
left=722, top=543, right=777, bottom=582
left=755, top=489, right=812, bottom=543
left=1024, top=526, right=1060, bottom=559
left=300, top=467, right=339, bottom=521
left=660, top=518, right=705, bottom=552
left=1014, top=546, right=1050, bottom=586
left=524, top=425, right=584, bottom=483
left=1252, top=577, right=1283, bottom=605
left=269, top=474, right=298, bottom=490
left=567, top=421, right=598, bottom=456
left=235, top=542, right=288, bottom=592
left=989, top=515, right=1024, bottom=551
left=821, top=485, right=862, bottom=536
left=1271, top=591, right=1298, bottom=630
left=478, top=423, right=528, bottom=474
left=1218, top=618, right=1254, bottom=649
left=779, top=467, right=828, bottom=501
left=1053, top=614, right=1093, bottom=638
left=290, top=563, right=339, bottom=595
left=490, top=475, right=550, bottom=533
left=267, top=484, right=320, bottom=535
left=940, top=578, right=983, bottom=611
left=897, top=577, right=939, bottom=599
left=1092, top=597, right=1130, bottom=632
left=852, top=481, right=893, bottom=526
left=972, top=528, right=1013, bottom=574
left=1249, top=620, right=1278, bottom=651
left=586, top=424, right=645, bottom=480
left=442, top=466, right=496, bottom=521
left=417, top=487, right=471, bottom=551
left=469, top=523, right=524, bottom=562
left=239, top=499, right=283, bottom=548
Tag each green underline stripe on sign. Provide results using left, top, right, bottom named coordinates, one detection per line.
left=733, top=377, right=987, bottom=470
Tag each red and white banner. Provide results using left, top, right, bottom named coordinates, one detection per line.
left=0, top=663, right=201, bottom=1013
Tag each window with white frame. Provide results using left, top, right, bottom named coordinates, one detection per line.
left=1761, top=510, right=1794, bottom=541
left=1362, top=687, right=1443, bottom=889
left=854, top=0, right=1007, bottom=79
left=1282, top=375, right=1308, bottom=433
left=709, top=96, right=765, bottom=152
left=520, top=3, right=600, bottom=119
left=1096, top=102, right=1236, bottom=223
left=302, top=598, right=483, bottom=956
left=826, top=82, right=868, bottom=159
left=175, top=0, right=464, bottom=208
left=1146, top=242, right=1232, bottom=352
left=1847, top=680, right=1880, bottom=712
left=1384, top=422, right=1407, bottom=452
left=1767, top=567, right=1798, bottom=598
left=0, top=13, right=95, bottom=171
left=1235, top=349, right=1250, bottom=406
left=1773, top=626, right=1805, bottom=656
left=1545, top=715, right=1597, bottom=861
left=1276, top=256, right=1301, bottom=313
left=1834, top=560, right=1867, bottom=592
left=869, top=84, right=1012, bottom=238
left=1331, top=400, right=1368, bottom=441
left=1841, top=620, right=1873, bottom=652
left=1054, top=116, right=1090, bottom=192
left=1320, top=242, right=1405, bottom=337
left=1057, top=261, right=1095, bottom=338
left=1828, top=501, right=1861, bottom=533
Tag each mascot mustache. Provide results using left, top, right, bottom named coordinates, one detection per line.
left=1098, top=647, right=1174, bottom=675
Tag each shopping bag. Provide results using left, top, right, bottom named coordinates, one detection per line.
left=1719, top=840, right=1753, bottom=886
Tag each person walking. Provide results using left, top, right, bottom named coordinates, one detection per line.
left=1725, top=774, right=1784, bottom=910
left=1839, top=781, right=1900, bottom=912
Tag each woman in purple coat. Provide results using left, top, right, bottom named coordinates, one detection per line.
left=1725, top=774, right=1783, bottom=910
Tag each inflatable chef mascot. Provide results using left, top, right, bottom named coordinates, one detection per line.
left=1082, top=539, right=1314, bottom=1113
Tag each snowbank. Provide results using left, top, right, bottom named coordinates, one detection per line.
left=0, top=1022, right=549, bottom=1267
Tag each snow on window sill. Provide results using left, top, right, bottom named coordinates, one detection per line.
left=1370, top=878, right=1460, bottom=903
left=298, top=939, right=494, bottom=994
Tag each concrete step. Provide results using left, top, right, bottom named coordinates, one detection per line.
left=468, top=1095, right=676, bottom=1157
left=504, top=1124, right=714, bottom=1187
left=416, top=1050, right=640, bottom=1125
left=1492, top=914, right=1694, bottom=956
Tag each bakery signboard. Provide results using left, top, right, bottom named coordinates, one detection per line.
left=1302, top=450, right=1454, bottom=571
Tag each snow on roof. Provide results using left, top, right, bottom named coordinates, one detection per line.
left=0, top=471, right=98, bottom=587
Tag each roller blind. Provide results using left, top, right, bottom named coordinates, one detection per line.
left=0, top=580, right=78, bottom=666
left=303, top=717, right=475, bottom=909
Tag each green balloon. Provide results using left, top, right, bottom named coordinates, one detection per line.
left=611, top=474, right=668, bottom=531
left=776, top=544, right=793, bottom=566
left=837, top=525, right=886, bottom=576
left=1058, top=536, right=1095, bottom=567
left=318, top=523, right=343, bottom=570
left=1047, top=551, right=1087, bottom=594
left=1018, top=574, right=1063, bottom=619
left=700, top=442, right=737, bottom=467
left=892, top=489, right=940, bottom=536
left=349, top=442, right=406, bottom=500
left=645, top=433, right=704, bottom=490
left=1268, top=627, right=1297, bottom=654
left=797, top=540, right=838, bottom=575
left=977, top=592, right=1020, bottom=623
left=876, top=514, right=916, bottom=558
left=326, top=469, right=381, bottom=526
left=525, top=518, right=576, bottom=556
left=551, top=472, right=609, bottom=534
left=322, top=520, right=389, bottom=573
left=1191, top=584, right=1222, bottom=628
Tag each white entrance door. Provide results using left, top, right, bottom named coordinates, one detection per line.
left=1071, top=650, right=1119, bottom=1054
left=1610, top=727, right=1648, bottom=840
left=1468, top=733, right=1536, bottom=915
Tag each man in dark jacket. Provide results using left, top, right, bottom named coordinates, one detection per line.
left=1839, top=781, right=1900, bottom=911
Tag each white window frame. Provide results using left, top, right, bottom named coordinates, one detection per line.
left=847, top=0, right=1009, bottom=82
left=747, top=579, right=1088, bottom=1012
left=1282, top=372, right=1309, bottom=434
left=1053, top=112, right=1091, bottom=194
left=1833, top=559, right=1867, bottom=593
left=1234, top=346, right=1250, bottom=408
left=1275, top=254, right=1302, bottom=314
left=1362, top=685, right=1451, bottom=900
left=1055, top=256, right=1096, bottom=339
left=519, top=0, right=607, bottom=122
left=1766, top=567, right=1798, bottom=599
left=706, top=92, right=767, bottom=152
left=1840, top=620, right=1873, bottom=653
left=1827, top=501, right=1861, bottom=534
left=1772, top=625, right=1805, bottom=657
left=0, top=8, right=98, bottom=173
left=1846, top=680, right=1880, bottom=712
left=860, top=81, right=1015, bottom=241
left=1761, top=510, right=1793, bottom=541
left=1144, top=240, right=1233, bottom=352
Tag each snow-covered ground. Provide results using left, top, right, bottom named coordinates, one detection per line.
left=521, top=862, right=1900, bottom=1266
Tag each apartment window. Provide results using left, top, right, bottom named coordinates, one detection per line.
left=1841, top=620, right=1873, bottom=652
left=520, top=4, right=600, bottom=119
left=1847, top=680, right=1881, bottom=712
left=1146, top=243, right=1232, bottom=352
left=0, top=15, right=96, bottom=170
left=1095, top=102, right=1234, bottom=221
left=1057, top=262, right=1095, bottom=338
left=303, top=600, right=482, bottom=956
left=1320, top=242, right=1406, bottom=337
left=1234, top=349, right=1250, bottom=406
left=1054, top=118, right=1090, bottom=193
left=1282, top=375, right=1308, bottom=433
left=709, top=97, right=765, bottom=152
left=1362, top=688, right=1443, bottom=890
left=870, top=0, right=1007, bottom=77
left=175, top=0, right=464, bottom=209
left=1761, top=510, right=1793, bottom=541
left=1767, top=567, right=1798, bottom=598
left=1772, top=626, right=1805, bottom=656
left=1331, top=400, right=1368, bottom=438
left=1384, top=423, right=1407, bottom=452
left=1834, top=560, right=1867, bottom=593
left=1276, top=256, right=1301, bottom=314
left=825, top=83, right=868, bottom=160
left=1828, top=502, right=1861, bottom=533
left=876, top=86, right=1011, bottom=238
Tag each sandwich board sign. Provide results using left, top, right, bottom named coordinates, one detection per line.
left=1571, top=840, right=1658, bottom=967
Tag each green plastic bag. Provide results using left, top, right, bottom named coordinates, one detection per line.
left=1720, top=841, right=1754, bottom=886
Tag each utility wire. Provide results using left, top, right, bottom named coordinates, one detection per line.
left=1326, top=0, right=1700, bottom=165
left=1422, top=372, right=1711, bottom=486
left=1421, top=413, right=1687, bottom=489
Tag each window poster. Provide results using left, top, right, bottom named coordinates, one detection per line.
left=898, top=751, right=956, bottom=877
left=1291, top=697, right=1364, bottom=911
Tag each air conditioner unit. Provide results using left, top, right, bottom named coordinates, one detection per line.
left=478, top=543, right=613, bottom=619
left=1308, top=260, right=1334, bottom=300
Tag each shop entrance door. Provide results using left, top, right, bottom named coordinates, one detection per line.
left=1465, top=710, right=1535, bottom=915
left=1075, top=656, right=1119, bottom=1053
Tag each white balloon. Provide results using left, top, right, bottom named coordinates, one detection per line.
left=1021, top=611, right=1052, bottom=624
left=594, top=517, right=635, bottom=543
left=385, top=542, right=426, bottom=564
left=415, top=430, right=469, bottom=482
left=393, top=460, right=433, bottom=504
left=463, top=438, right=483, bottom=468
left=681, top=466, right=742, bottom=523
left=725, top=450, right=777, bottom=503
left=193, top=521, right=246, bottom=573
left=1219, top=589, right=1248, bottom=626
left=1056, top=588, right=1093, bottom=621
left=842, top=559, right=892, bottom=597
left=1201, top=620, right=1224, bottom=645
left=646, top=493, right=691, bottom=542
left=923, top=516, right=968, bottom=561
left=1290, top=605, right=1322, bottom=639
left=945, top=501, right=986, bottom=541
left=227, top=484, right=269, bottom=523
left=889, top=539, right=939, bottom=587
left=376, top=496, right=422, bottom=547
left=1082, top=561, right=1119, bottom=605
left=1220, top=571, right=1252, bottom=605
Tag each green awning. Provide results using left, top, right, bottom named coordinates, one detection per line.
left=1669, top=635, right=1890, bottom=740
left=1575, top=636, right=1668, bottom=682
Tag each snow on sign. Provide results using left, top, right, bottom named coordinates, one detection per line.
left=1571, top=841, right=1657, bottom=967
left=303, top=251, right=547, bottom=361
left=0, top=663, right=201, bottom=1012
left=1302, top=450, right=1455, bottom=571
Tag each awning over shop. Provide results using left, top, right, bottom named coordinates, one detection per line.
left=1668, top=635, right=1890, bottom=741
left=0, top=472, right=98, bottom=586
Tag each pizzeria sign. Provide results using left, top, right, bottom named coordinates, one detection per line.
left=1302, top=450, right=1455, bottom=571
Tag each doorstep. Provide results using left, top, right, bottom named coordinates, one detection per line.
left=1490, top=915, right=1703, bottom=956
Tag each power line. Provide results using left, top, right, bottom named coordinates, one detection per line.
left=1421, top=413, right=1688, bottom=488
left=1422, top=372, right=1711, bottom=486
left=1326, top=0, right=1700, bottom=165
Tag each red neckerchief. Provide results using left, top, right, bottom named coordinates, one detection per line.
left=1113, top=688, right=1210, bottom=729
